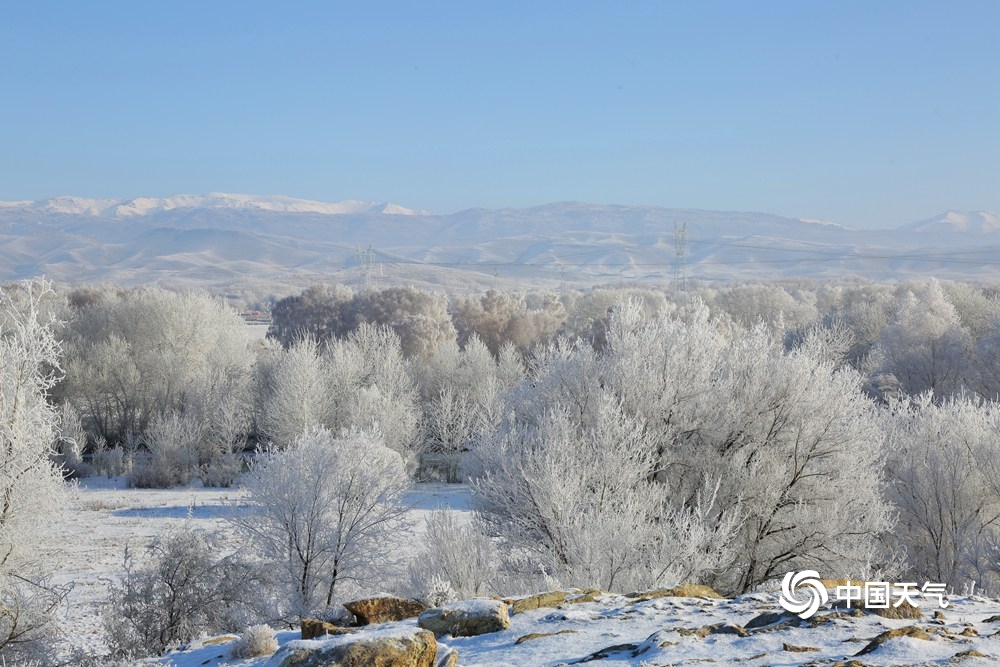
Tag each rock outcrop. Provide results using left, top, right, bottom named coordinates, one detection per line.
left=418, top=599, right=511, bottom=638
left=344, top=596, right=428, bottom=625
left=276, top=628, right=438, bottom=667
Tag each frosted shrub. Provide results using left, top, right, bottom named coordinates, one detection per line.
left=421, top=575, right=459, bottom=608
left=91, top=437, right=126, bottom=477
left=126, top=413, right=204, bottom=488
left=474, top=396, right=740, bottom=593
left=0, top=576, right=66, bottom=666
left=104, top=524, right=268, bottom=658
left=603, top=301, right=893, bottom=593
left=405, top=510, right=498, bottom=602
left=199, top=450, right=242, bottom=488
left=53, top=402, right=93, bottom=479
left=229, top=624, right=279, bottom=659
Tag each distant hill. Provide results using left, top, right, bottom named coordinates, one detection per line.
left=1, top=195, right=997, bottom=293
left=901, top=210, right=1000, bottom=234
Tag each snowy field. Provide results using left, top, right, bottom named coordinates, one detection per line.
left=53, top=477, right=1000, bottom=666
left=53, top=477, right=473, bottom=660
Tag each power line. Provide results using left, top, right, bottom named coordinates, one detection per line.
left=339, top=236, right=1000, bottom=272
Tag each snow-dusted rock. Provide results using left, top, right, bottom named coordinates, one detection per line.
left=270, top=626, right=437, bottom=667
left=626, top=583, right=723, bottom=601
left=417, top=599, right=510, bottom=638
left=503, top=588, right=601, bottom=614
left=344, top=595, right=427, bottom=625
left=299, top=619, right=357, bottom=640
left=435, top=645, right=459, bottom=667
left=854, top=625, right=931, bottom=657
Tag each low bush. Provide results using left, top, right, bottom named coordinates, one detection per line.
left=103, top=524, right=270, bottom=658
left=229, top=624, right=279, bottom=659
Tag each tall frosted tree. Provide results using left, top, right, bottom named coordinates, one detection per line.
left=0, top=280, right=69, bottom=662
left=237, top=427, right=409, bottom=618
left=451, top=290, right=566, bottom=355
left=412, top=336, right=507, bottom=455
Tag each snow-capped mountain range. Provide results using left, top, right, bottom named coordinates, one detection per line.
left=0, top=193, right=428, bottom=217
left=0, top=194, right=997, bottom=292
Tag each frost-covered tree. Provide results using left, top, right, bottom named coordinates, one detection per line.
left=473, top=299, right=893, bottom=595
left=261, top=337, right=336, bottom=448
left=473, top=394, right=739, bottom=593
left=267, top=284, right=354, bottom=349
left=973, top=328, right=1000, bottom=400
left=260, top=325, right=419, bottom=457
left=268, top=285, right=456, bottom=360
left=868, top=279, right=972, bottom=400
left=605, top=301, right=893, bottom=593
left=350, top=287, right=457, bottom=360
left=326, top=324, right=419, bottom=456
left=786, top=320, right=856, bottom=368
left=60, top=287, right=254, bottom=447
left=0, top=280, right=69, bottom=663
left=236, top=428, right=410, bottom=618
left=451, top=290, right=565, bottom=355
left=940, top=281, right=1000, bottom=342
left=886, top=395, right=1000, bottom=592
left=711, top=283, right=819, bottom=333
left=413, top=336, right=505, bottom=455
left=558, top=287, right=670, bottom=349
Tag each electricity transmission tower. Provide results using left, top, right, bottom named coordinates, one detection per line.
left=673, top=221, right=688, bottom=291
left=355, top=244, right=375, bottom=290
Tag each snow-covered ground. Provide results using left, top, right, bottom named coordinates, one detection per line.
left=159, top=591, right=1000, bottom=666
left=53, top=478, right=473, bottom=660
left=54, top=478, right=248, bottom=658
left=53, top=478, right=1000, bottom=666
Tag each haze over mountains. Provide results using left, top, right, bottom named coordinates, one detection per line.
left=1, top=194, right=998, bottom=293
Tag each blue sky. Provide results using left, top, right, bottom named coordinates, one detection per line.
left=1, top=1, right=996, bottom=228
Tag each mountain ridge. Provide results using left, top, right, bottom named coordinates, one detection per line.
left=0, top=193, right=429, bottom=218
left=1, top=195, right=998, bottom=293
